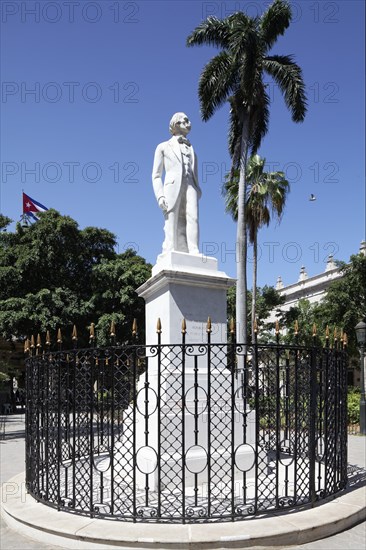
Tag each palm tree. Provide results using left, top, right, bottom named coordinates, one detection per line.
left=187, top=0, right=306, bottom=343
left=223, top=155, right=289, bottom=339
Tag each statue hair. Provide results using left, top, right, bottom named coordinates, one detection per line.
left=169, top=112, right=188, bottom=135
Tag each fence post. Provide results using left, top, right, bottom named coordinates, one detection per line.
left=341, top=336, right=348, bottom=487
left=253, top=320, right=259, bottom=514
left=309, top=325, right=317, bottom=507
left=181, top=318, right=186, bottom=523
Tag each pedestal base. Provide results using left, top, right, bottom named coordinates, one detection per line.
left=132, top=252, right=255, bottom=494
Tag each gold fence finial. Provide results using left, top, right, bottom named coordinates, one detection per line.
left=57, top=328, right=62, bottom=344
left=30, top=335, right=35, bottom=349
left=312, top=323, right=317, bottom=337
left=325, top=325, right=330, bottom=339
left=334, top=327, right=338, bottom=340
left=46, top=330, right=51, bottom=346
left=72, top=325, right=78, bottom=341
left=230, top=317, right=235, bottom=334
left=110, top=320, right=116, bottom=337
left=156, top=318, right=162, bottom=334
left=24, top=339, right=30, bottom=354
left=294, top=320, right=299, bottom=335
left=132, top=318, right=137, bottom=336
left=37, top=334, right=42, bottom=348
left=207, top=317, right=212, bottom=333
left=275, top=319, right=280, bottom=334
left=343, top=332, right=348, bottom=346
left=89, top=323, right=95, bottom=340
left=181, top=318, right=187, bottom=334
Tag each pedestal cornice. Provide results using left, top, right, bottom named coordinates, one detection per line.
left=136, top=268, right=235, bottom=300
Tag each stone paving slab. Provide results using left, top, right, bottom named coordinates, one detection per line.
left=287, top=521, right=366, bottom=550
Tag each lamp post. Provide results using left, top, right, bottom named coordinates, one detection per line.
left=355, top=321, right=366, bottom=435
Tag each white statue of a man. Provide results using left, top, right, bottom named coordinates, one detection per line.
left=152, top=112, right=201, bottom=255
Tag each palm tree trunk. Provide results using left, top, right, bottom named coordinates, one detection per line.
left=236, top=114, right=250, bottom=344
left=251, top=231, right=257, bottom=342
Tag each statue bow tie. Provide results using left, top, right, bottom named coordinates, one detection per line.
left=177, top=136, right=191, bottom=146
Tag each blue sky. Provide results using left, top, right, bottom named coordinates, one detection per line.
left=1, top=0, right=365, bottom=288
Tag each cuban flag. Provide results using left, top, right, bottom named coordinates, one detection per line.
left=22, top=192, right=48, bottom=221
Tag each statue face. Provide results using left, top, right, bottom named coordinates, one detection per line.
left=174, top=114, right=191, bottom=136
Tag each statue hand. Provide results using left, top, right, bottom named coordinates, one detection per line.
left=158, top=197, right=168, bottom=212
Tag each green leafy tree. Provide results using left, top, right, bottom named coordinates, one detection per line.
left=187, top=0, right=306, bottom=342
left=347, top=386, right=360, bottom=425
left=316, top=253, right=366, bottom=355
left=0, top=210, right=116, bottom=300
left=255, top=285, right=286, bottom=337
left=224, top=155, right=289, bottom=339
left=92, top=249, right=152, bottom=345
left=0, top=215, right=12, bottom=230
left=0, top=211, right=151, bottom=348
left=0, top=288, right=93, bottom=342
left=227, top=284, right=285, bottom=338
left=280, top=298, right=322, bottom=347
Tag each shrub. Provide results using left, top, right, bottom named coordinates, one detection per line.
left=347, top=386, right=360, bottom=425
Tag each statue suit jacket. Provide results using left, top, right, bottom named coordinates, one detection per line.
left=152, top=137, right=202, bottom=214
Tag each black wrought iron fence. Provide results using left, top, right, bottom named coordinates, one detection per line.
left=25, top=323, right=348, bottom=523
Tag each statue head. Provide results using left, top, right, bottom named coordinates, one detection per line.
left=169, top=112, right=191, bottom=136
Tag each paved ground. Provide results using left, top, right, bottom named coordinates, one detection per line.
left=0, top=414, right=365, bottom=549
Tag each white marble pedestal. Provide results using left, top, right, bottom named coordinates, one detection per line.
left=138, top=251, right=234, bottom=344
left=133, top=252, right=255, bottom=491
